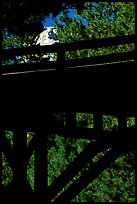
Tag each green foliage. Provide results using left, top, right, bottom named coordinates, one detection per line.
left=47, top=6, right=136, bottom=201
left=54, top=2, right=135, bottom=60
left=2, top=131, right=35, bottom=191
left=71, top=151, right=135, bottom=202
left=1, top=2, right=135, bottom=201
left=2, top=113, right=135, bottom=201
left=2, top=1, right=80, bottom=35
left=103, top=115, right=118, bottom=130
left=2, top=131, right=13, bottom=187
left=47, top=113, right=135, bottom=202
left=2, top=30, right=46, bottom=65
left=76, top=113, right=94, bottom=128
left=2, top=153, right=13, bottom=187
left=48, top=135, right=135, bottom=202
left=4, top=130, right=13, bottom=147
left=27, top=153, right=35, bottom=191
left=127, top=117, right=135, bottom=127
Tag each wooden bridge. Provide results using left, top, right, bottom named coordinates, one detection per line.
left=1, top=34, right=136, bottom=202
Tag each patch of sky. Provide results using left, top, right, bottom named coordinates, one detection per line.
left=55, top=12, right=66, bottom=26
left=44, top=7, right=89, bottom=27
left=101, top=11, right=105, bottom=18
left=81, top=19, right=89, bottom=25
left=43, top=13, right=54, bottom=27
left=99, top=2, right=104, bottom=7
left=3, top=28, right=9, bottom=35
left=13, top=45, right=21, bottom=60
left=5, top=46, right=10, bottom=49
left=108, top=12, right=116, bottom=23
left=66, top=8, right=76, bottom=17
left=75, top=15, right=80, bottom=21
left=16, top=56, right=21, bottom=60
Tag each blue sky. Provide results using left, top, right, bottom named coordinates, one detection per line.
left=43, top=2, right=100, bottom=27
left=43, top=3, right=118, bottom=27
left=44, top=13, right=54, bottom=27
left=43, top=8, right=89, bottom=27
left=43, top=9, right=76, bottom=27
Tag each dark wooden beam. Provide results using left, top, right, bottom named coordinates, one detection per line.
left=2, top=34, right=135, bottom=58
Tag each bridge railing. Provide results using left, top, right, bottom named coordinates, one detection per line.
left=2, top=34, right=135, bottom=74
left=1, top=35, right=136, bottom=201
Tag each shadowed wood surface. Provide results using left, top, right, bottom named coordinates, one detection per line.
left=2, top=59, right=136, bottom=128
left=1, top=35, right=136, bottom=199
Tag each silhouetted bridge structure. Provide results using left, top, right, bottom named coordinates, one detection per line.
left=1, top=34, right=136, bottom=202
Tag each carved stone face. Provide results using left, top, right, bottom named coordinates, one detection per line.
left=35, top=27, right=58, bottom=46
left=33, top=27, right=59, bottom=61
left=48, top=29, right=54, bottom=39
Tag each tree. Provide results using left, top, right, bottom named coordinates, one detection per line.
left=1, top=1, right=88, bottom=64
left=2, top=2, right=135, bottom=201
left=54, top=2, right=135, bottom=60
left=2, top=1, right=86, bottom=40
left=48, top=4, right=135, bottom=202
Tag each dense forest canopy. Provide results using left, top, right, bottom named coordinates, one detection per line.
left=2, top=2, right=135, bottom=46
left=53, top=2, right=135, bottom=59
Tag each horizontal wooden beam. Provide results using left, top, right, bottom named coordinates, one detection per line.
left=1, top=61, right=136, bottom=124
left=2, top=34, right=135, bottom=58
left=2, top=61, right=135, bottom=84
left=2, top=51, right=135, bottom=74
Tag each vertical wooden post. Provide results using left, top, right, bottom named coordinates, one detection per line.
left=94, top=113, right=102, bottom=131
left=135, top=115, right=137, bottom=128
left=34, top=129, right=47, bottom=193
left=57, top=48, right=65, bottom=62
left=0, top=130, right=2, bottom=192
left=65, top=112, right=76, bottom=129
left=57, top=47, right=65, bottom=72
left=118, top=114, right=127, bottom=130
left=13, top=128, right=27, bottom=192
